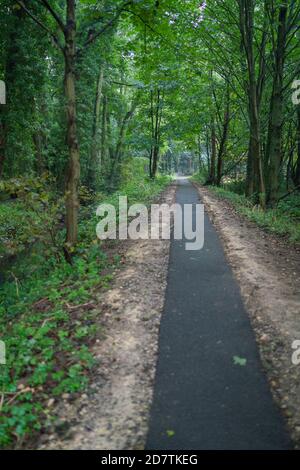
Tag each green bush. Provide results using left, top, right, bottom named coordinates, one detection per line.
left=0, top=175, right=64, bottom=260
left=222, top=178, right=246, bottom=195
left=191, top=169, right=208, bottom=185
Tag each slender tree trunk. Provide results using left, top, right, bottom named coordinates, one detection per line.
left=64, top=0, right=80, bottom=254
left=239, top=0, right=265, bottom=203
left=266, top=0, right=288, bottom=206
left=216, top=85, right=230, bottom=186
left=115, top=101, right=138, bottom=162
left=110, top=100, right=137, bottom=182
left=152, top=89, right=160, bottom=178
left=88, top=66, right=104, bottom=188
left=286, top=146, right=293, bottom=190
left=101, top=94, right=107, bottom=165
left=149, top=90, right=154, bottom=177
left=152, top=147, right=159, bottom=178
left=294, top=106, right=300, bottom=187
left=33, top=131, right=44, bottom=174
left=105, top=100, right=114, bottom=162
left=150, top=88, right=163, bottom=178
left=207, top=118, right=216, bottom=184
left=248, top=81, right=264, bottom=200
left=197, top=135, right=202, bottom=172
left=0, top=119, right=5, bottom=178
left=205, top=127, right=211, bottom=173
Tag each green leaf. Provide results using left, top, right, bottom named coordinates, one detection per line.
left=233, top=356, right=247, bottom=367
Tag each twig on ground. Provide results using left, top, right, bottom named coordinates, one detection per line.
left=65, top=301, right=95, bottom=310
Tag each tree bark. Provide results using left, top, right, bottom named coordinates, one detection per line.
left=238, top=0, right=265, bottom=203
left=294, top=106, right=300, bottom=188
left=149, top=88, right=163, bottom=178
left=33, top=131, right=44, bottom=175
left=101, top=94, right=108, bottom=165
left=109, top=100, right=138, bottom=182
left=266, top=0, right=288, bottom=206
left=216, top=85, right=230, bottom=186
left=207, top=118, right=216, bottom=184
left=0, top=118, right=6, bottom=178
left=105, top=99, right=114, bottom=162
left=64, top=0, right=80, bottom=253
left=88, top=66, right=104, bottom=188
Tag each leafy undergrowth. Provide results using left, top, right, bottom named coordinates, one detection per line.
left=205, top=184, right=300, bottom=244
left=0, top=175, right=64, bottom=260
left=0, top=159, right=171, bottom=448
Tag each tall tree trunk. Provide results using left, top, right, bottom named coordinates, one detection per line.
left=197, top=135, right=202, bottom=172
left=239, top=0, right=265, bottom=203
left=216, top=85, right=230, bottom=186
left=149, top=90, right=154, bottom=177
left=101, top=94, right=107, bottom=165
left=207, top=118, right=216, bottom=184
left=64, top=0, right=80, bottom=254
left=88, top=66, right=104, bottom=189
left=109, top=100, right=137, bottom=182
left=151, top=147, right=159, bottom=178
left=247, top=81, right=264, bottom=199
left=151, top=89, right=160, bottom=178
left=294, top=106, right=300, bottom=187
left=266, top=0, right=288, bottom=206
left=0, top=118, right=5, bottom=178
left=150, top=89, right=163, bottom=178
left=105, top=100, right=114, bottom=162
left=33, top=131, right=44, bottom=175
left=205, top=127, right=211, bottom=173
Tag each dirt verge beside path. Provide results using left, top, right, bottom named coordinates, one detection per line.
left=195, top=183, right=300, bottom=448
left=38, top=183, right=176, bottom=450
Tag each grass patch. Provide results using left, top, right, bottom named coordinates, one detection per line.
left=209, top=186, right=300, bottom=243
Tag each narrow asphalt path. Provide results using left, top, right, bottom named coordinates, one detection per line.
left=146, top=178, right=291, bottom=450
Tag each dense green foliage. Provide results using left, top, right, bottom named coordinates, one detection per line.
left=1, top=1, right=299, bottom=213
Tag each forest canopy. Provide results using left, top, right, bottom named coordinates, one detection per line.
left=1, top=0, right=300, bottom=254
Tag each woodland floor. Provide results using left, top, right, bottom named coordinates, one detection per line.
left=37, top=179, right=300, bottom=450
left=37, top=184, right=176, bottom=450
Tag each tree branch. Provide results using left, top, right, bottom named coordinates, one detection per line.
left=78, top=1, right=132, bottom=54
left=37, top=0, right=66, bottom=33
left=15, top=0, right=64, bottom=53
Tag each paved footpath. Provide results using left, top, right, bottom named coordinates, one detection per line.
left=146, top=178, right=291, bottom=450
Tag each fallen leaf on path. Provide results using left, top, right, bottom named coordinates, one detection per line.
left=233, top=356, right=247, bottom=366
